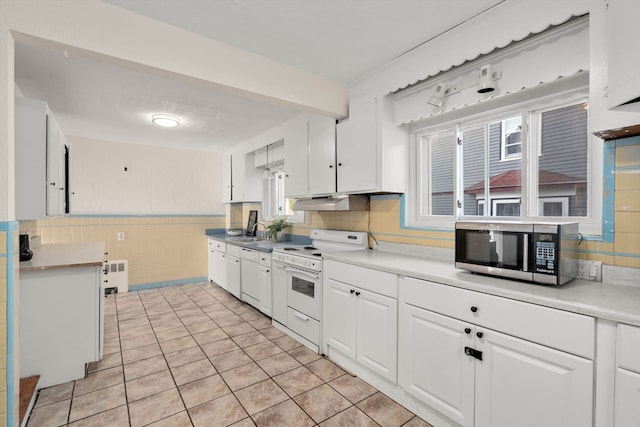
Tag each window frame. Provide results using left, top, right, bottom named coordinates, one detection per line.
left=407, top=85, right=602, bottom=236
left=262, top=167, right=304, bottom=224
left=500, top=116, right=523, bottom=161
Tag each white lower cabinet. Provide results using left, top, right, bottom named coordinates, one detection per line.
left=324, top=261, right=398, bottom=383
left=399, top=276, right=594, bottom=427
left=258, top=253, right=272, bottom=316
left=213, top=251, right=227, bottom=289
left=615, top=324, right=640, bottom=427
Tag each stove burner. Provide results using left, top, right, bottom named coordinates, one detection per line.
left=304, top=246, right=317, bottom=250
left=283, top=247, right=299, bottom=251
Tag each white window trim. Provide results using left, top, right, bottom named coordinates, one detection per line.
left=262, top=168, right=305, bottom=224
left=407, top=85, right=602, bottom=236
left=492, top=198, right=521, bottom=216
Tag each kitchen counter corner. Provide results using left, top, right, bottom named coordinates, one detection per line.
left=19, top=242, right=106, bottom=272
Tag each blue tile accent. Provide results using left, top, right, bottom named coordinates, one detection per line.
left=128, top=276, right=209, bottom=292
left=3, top=220, right=18, bottom=427
left=601, top=140, right=616, bottom=243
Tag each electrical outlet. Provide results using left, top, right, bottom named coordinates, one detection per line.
left=117, top=232, right=125, bottom=241
left=576, top=260, right=602, bottom=281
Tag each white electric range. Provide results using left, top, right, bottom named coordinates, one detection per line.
left=271, top=229, right=368, bottom=352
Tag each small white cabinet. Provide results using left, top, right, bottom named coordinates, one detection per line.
left=615, top=323, right=640, bottom=427
left=606, top=0, right=640, bottom=108
left=207, top=238, right=227, bottom=289
left=324, top=260, right=398, bottom=383
left=258, top=252, right=272, bottom=316
left=284, top=116, right=336, bottom=197
left=225, top=244, right=241, bottom=299
left=271, top=259, right=288, bottom=324
left=335, top=95, right=407, bottom=194
left=399, top=276, right=594, bottom=427
left=15, top=97, right=67, bottom=219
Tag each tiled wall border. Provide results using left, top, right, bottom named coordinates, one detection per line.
left=1, top=220, right=18, bottom=427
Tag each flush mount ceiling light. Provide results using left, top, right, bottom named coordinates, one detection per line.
left=151, top=114, right=180, bottom=127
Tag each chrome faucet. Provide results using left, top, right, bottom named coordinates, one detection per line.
left=253, top=222, right=267, bottom=239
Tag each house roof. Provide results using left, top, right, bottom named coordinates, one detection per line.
left=465, top=169, right=586, bottom=194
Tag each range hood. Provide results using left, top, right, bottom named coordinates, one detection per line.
left=292, top=195, right=369, bottom=211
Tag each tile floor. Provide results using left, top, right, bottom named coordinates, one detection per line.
left=25, top=281, right=433, bottom=427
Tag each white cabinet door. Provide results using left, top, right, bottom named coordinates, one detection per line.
left=308, top=116, right=336, bottom=195
left=272, top=261, right=288, bottom=324
left=356, top=289, right=397, bottom=382
left=213, top=251, right=227, bottom=289
left=475, top=329, right=593, bottom=427
left=259, top=265, right=272, bottom=316
left=284, top=120, right=309, bottom=197
left=226, top=255, right=241, bottom=299
left=336, top=95, right=377, bottom=193
left=325, top=279, right=357, bottom=359
left=208, top=247, right=215, bottom=282
left=398, top=304, right=475, bottom=427
left=615, top=368, right=640, bottom=427
left=223, top=150, right=245, bottom=202
left=606, top=0, right=640, bottom=108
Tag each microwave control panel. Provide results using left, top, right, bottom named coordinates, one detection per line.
left=534, top=233, right=557, bottom=275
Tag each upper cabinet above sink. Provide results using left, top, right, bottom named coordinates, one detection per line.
left=336, top=95, right=408, bottom=194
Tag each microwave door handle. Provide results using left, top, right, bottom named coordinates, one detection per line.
left=523, top=234, right=529, bottom=272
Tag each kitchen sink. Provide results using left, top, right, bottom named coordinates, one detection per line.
left=227, top=236, right=267, bottom=243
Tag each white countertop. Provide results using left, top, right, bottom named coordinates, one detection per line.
left=20, top=242, right=106, bottom=272
left=324, top=249, right=640, bottom=327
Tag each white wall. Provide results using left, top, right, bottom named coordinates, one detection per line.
left=69, top=137, right=224, bottom=214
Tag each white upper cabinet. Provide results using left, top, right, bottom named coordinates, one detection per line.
left=16, top=97, right=67, bottom=219
left=284, top=119, right=309, bottom=198
left=606, top=0, right=640, bottom=108
left=223, top=148, right=261, bottom=203
left=336, top=95, right=407, bottom=194
left=307, top=116, right=337, bottom=195
left=284, top=116, right=336, bottom=197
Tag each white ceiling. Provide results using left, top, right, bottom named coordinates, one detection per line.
left=14, top=0, right=504, bottom=152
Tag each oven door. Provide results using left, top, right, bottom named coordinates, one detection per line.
left=286, top=265, right=321, bottom=320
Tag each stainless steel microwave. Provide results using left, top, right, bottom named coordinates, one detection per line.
left=455, top=222, right=579, bottom=285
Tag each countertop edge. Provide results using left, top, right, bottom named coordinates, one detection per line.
left=324, top=250, right=640, bottom=327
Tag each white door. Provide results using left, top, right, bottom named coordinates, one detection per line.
left=356, top=290, right=397, bottom=383
left=271, top=262, right=288, bottom=324
left=226, top=255, right=241, bottom=299
left=46, top=112, right=61, bottom=215
left=308, top=116, right=336, bottom=195
left=324, top=279, right=357, bottom=360
left=284, top=120, right=309, bottom=197
left=212, top=251, right=227, bottom=289
left=398, top=304, right=475, bottom=427
left=336, top=95, right=377, bottom=193
left=475, top=328, right=593, bottom=427
left=241, top=255, right=260, bottom=303
left=259, top=265, right=272, bottom=316
left=208, top=247, right=215, bottom=282
left=614, top=368, right=640, bottom=427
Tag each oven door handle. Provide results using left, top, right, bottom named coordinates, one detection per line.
left=292, top=311, right=311, bottom=322
left=286, top=266, right=319, bottom=280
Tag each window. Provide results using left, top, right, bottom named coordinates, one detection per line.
left=501, top=116, right=522, bottom=160
left=263, top=168, right=304, bottom=223
left=409, top=89, right=601, bottom=234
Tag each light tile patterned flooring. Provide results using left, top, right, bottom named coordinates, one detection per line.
left=26, top=282, right=432, bottom=427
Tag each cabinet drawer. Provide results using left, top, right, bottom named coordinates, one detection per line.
left=259, top=252, right=272, bottom=267
left=401, top=277, right=595, bottom=359
left=618, top=323, right=640, bottom=373
left=326, top=260, right=398, bottom=298
left=226, top=244, right=241, bottom=257
left=208, top=239, right=226, bottom=252
left=287, top=307, right=320, bottom=345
